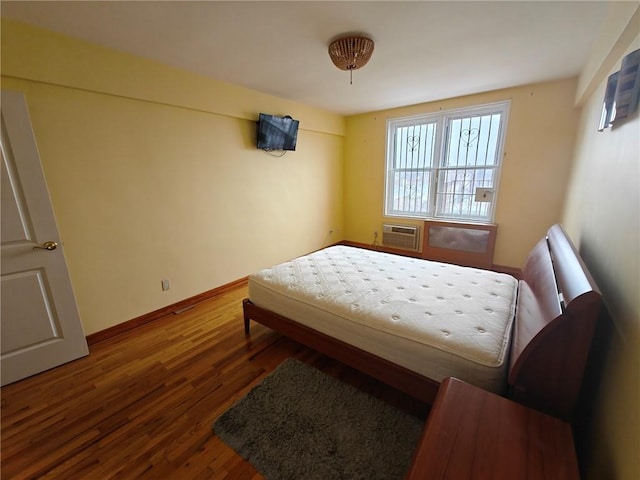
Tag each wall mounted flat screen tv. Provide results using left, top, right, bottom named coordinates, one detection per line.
left=257, top=113, right=299, bottom=151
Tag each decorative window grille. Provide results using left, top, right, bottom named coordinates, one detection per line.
left=385, top=101, right=509, bottom=222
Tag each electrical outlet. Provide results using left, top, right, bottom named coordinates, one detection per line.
left=161, top=279, right=170, bottom=291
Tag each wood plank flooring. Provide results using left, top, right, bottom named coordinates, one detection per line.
left=1, top=282, right=428, bottom=479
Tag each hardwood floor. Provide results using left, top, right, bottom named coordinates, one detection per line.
left=1, top=282, right=428, bottom=479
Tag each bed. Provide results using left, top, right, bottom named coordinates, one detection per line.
left=243, top=225, right=601, bottom=420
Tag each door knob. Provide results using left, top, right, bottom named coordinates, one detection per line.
left=33, top=241, right=58, bottom=251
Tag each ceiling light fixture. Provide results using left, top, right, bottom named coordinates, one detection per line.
left=328, top=35, right=374, bottom=85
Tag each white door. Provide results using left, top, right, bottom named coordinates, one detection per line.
left=1, top=90, right=88, bottom=386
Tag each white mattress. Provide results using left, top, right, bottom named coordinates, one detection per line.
left=248, top=245, right=518, bottom=393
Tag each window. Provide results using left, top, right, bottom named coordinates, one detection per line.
left=385, top=101, right=509, bottom=223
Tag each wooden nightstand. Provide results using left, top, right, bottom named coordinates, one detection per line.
left=405, top=377, right=580, bottom=479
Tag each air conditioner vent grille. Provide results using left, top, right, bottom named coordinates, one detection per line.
left=382, top=224, right=420, bottom=251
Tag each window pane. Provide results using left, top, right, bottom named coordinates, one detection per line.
left=389, top=170, right=431, bottom=215
left=394, top=123, right=436, bottom=169
left=445, top=113, right=502, bottom=167
left=435, top=168, right=494, bottom=219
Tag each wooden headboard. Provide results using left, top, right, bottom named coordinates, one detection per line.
left=508, top=225, right=602, bottom=421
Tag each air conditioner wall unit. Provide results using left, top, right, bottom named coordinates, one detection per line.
left=382, top=224, right=420, bottom=251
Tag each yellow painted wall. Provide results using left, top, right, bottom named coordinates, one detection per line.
left=1, top=20, right=345, bottom=335
left=563, top=22, right=639, bottom=480
left=344, top=79, right=580, bottom=268
left=2, top=6, right=639, bottom=478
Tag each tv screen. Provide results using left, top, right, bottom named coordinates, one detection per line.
left=257, top=113, right=299, bottom=151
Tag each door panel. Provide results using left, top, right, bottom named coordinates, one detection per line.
left=1, top=270, right=61, bottom=353
left=1, top=147, right=33, bottom=243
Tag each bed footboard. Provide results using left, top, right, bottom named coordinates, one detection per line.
left=242, top=298, right=439, bottom=404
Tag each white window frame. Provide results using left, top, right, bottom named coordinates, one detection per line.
left=384, top=100, right=510, bottom=223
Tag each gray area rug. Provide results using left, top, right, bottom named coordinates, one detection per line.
left=213, top=358, right=424, bottom=480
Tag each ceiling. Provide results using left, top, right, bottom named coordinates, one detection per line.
left=1, top=1, right=610, bottom=116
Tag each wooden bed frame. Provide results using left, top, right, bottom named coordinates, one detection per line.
left=243, top=225, right=601, bottom=421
